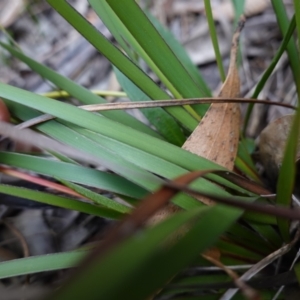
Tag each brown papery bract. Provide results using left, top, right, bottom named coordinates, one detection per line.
left=149, top=16, right=245, bottom=222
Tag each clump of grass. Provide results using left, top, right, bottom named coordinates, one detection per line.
left=0, top=0, right=299, bottom=299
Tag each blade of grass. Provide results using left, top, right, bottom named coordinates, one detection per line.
left=87, top=0, right=135, bottom=61
left=145, top=11, right=211, bottom=98
left=114, top=67, right=185, bottom=146
left=276, top=0, right=300, bottom=242
left=216, top=240, right=263, bottom=262
left=43, top=122, right=164, bottom=191
left=236, top=139, right=261, bottom=182
left=227, top=224, right=275, bottom=254
left=1, top=84, right=250, bottom=195
left=294, top=0, right=300, bottom=65
left=47, top=205, right=244, bottom=300
left=0, top=152, right=146, bottom=199
left=43, top=90, right=127, bottom=99
left=103, top=0, right=205, bottom=119
left=0, top=250, right=89, bottom=279
left=89, top=0, right=201, bottom=117
left=250, top=223, right=282, bottom=249
left=243, top=14, right=296, bottom=133
left=103, top=0, right=205, bottom=100
left=94, top=3, right=211, bottom=116
left=0, top=184, right=124, bottom=218
left=231, top=0, right=246, bottom=25
left=55, top=120, right=239, bottom=199
left=6, top=102, right=209, bottom=212
left=58, top=179, right=132, bottom=212
left=204, top=0, right=226, bottom=82
left=243, top=210, right=277, bottom=225
left=0, top=42, right=162, bottom=138
left=38, top=121, right=224, bottom=210
left=46, top=0, right=199, bottom=130
left=271, top=0, right=300, bottom=96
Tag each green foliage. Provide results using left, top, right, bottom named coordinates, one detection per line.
left=0, top=250, right=89, bottom=279
left=204, top=0, right=226, bottom=81
left=276, top=0, right=300, bottom=242
left=49, top=206, right=242, bottom=300
left=0, top=0, right=298, bottom=299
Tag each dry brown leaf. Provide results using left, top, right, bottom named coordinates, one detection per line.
left=181, top=16, right=244, bottom=205
left=150, top=17, right=244, bottom=220
left=183, top=17, right=243, bottom=170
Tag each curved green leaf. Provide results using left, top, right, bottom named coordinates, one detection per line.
left=48, top=205, right=245, bottom=300
left=146, top=12, right=211, bottom=99
left=0, top=152, right=146, bottom=199
left=0, top=184, right=124, bottom=218
left=0, top=250, right=89, bottom=279
left=47, top=0, right=198, bottom=130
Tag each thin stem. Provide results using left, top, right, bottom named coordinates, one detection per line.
left=204, top=0, right=226, bottom=82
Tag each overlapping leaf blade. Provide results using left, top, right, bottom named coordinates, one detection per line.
left=49, top=205, right=244, bottom=300
left=47, top=0, right=199, bottom=130
left=0, top=250, right=89, bottom=279
left=1, top=84, right=251, bottom=195
left=114, top=67, right=185, bottom=145
left=0, top=42, right=162, bottom=138
left=0, top=1, right=288, bottom=298
left=0, top=184, right=124, bottom=218
left=0, top=152, right=146, bottom=199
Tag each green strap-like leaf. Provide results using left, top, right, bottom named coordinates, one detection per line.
left=243, top=15, right=296, bottom=133
left=58, top=179, right=132, bottom=213
left=47, top=0, right=199, bottom=130
left=90, top=0, right=209, bottom=117
left=0, top=184, right=125, bottom=218
left=204, top=0, right=226, bottom=82
left=0, top=152, right=146, bottom=199
left=105, top=0, right=205, bottom=100
left=146, top=12, right=211, bottom=99
left=114, top=67, right=185, bottom=146
left=1, top=84, right=247, bottom=194
left=276, top=1, right=300, bottom=242
left=271, top=0, right=300, bottom=96
left=0, top=250, right=89, bottom=279
left=47, top=205, right=245, bottom=300
left=0, top=42, right=162, bottom=139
